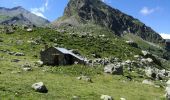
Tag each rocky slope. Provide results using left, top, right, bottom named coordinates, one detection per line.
left=0, top=6, right=49, bottom=26
left=52, top=0, right=163, bottom=43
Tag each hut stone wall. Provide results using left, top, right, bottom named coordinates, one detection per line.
left=40, top=47, right=84, bottom=66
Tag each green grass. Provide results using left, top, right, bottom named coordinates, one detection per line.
left=0, top=61, right=165, bottom=100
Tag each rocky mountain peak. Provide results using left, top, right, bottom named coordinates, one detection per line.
left=53, top=0, right=164, bottom=43
left=11, top=6, right=23, bottom=10
left=64, top=0, right=104, bottom=17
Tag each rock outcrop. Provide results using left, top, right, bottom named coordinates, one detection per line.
left=32, top=82, right=48, bottom=93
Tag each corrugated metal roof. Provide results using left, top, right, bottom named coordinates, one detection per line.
left=166, top=39, right=170, bottom=42
left=54, top=47, right=84, bottom=61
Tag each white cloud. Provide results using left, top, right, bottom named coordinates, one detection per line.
left=30, top=0, right=49, bottom=18
left=45, top=0, right=49, bottom=8
left=101, top=0, right=111, bottom=4
left=31, top=9, right=46, bottom=18
left=160, top=33, right=170, bottom=39
left=140, top=7, right=159, bottom=16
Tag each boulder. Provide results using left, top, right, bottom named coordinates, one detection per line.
left=31, top=82, right=48, bottom=93
left=142, top=80, right=154, bottom=85
left=141, top=58, right=153, bottom=63
left=145, top=67, right=157, bottom=79
left=141, top=51, right=161, bottom=66
left=125, top=60, right=131, bottom=64
left=120, top=98, right=126, bottom=100
left=166, top=80, right=170, bottom=87
left=22, top=67, right=32, bottom=71
left=6, top=28, right=15, bottom=34
left=72, top=96, right=79, bottom=100
left=142, top=50, right=150, bottom=57
left=11, top=59, right=20, bottom=62
left=157, top=73, right=164, bottom=80
left=134, top=55, right=139, bottom=58
left=100, top=95, right=113, bottom=100
left=14, top=52, right=25, bottom=56
left=166, top=86, right=170, bottom=100
left=35, top=60, right=44, bottom=67
left=22, top=64, right=31, bottom=68
left=77, top=76, right=92, bottom=82
left=126, top=41, right=138, bottom=48
left=146, top=58, right=153, bottom=63
left=104, top=64, right=123, bottom=75
left=11, top=71, right=21, bottom=74
left=26, top=28, right=33, bottom=32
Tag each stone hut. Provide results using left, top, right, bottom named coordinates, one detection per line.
left=40, top=47, right=84, bottom=65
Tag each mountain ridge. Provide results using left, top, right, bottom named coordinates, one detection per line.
left=0, top=6, right=50, bottom=26
left=52, top=0, right=164, bottom=43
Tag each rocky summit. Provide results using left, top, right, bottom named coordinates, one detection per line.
left=53, top=0, right=163, bottom=43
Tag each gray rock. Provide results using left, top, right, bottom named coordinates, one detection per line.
left=22, top=67, right=32, bottom=71
left=22, top=64, right=31, bottom=68
left=100, top=95, right=113, bottom=100
left=72, top=96, right=79, bottom=100
left=120, top=98, right=126, bottom=100
left=146, top=58, right=153, bottom=63
left=125, top=60, right=131, bottom=64
left=14, top=52, right=25, bottom=56
left=35, top=60, right=44, bottom=67
left=142, top=80, right=154, bottom=85
left=166, top=80, right=170, bottom=87
left=141, top=58, right=153, bottom=63
left=141, top=51, right=161, bottom=66
left=166, top=87, right=170, bottom=100
left=32, top=82, right=48, bottom=93
left=145, top=67, right=157, bottom=79
left=126, top=41, right=138, bottom=48
left=104, top=64, right=123, bottom=75
left=16, top=40, right=23, bottom=45
left=6, top=28, right=15, bottom=34
left=134, top=55, right=139, bottom=58
left=26, top=28, right=33, bottom=32
left=8, top=52, right=16, bottom=55
left=11, top=59, right=20, bottom=62
left=142, top=50, right=150, bottom=57
left=77, top=76, right=92, bottom=82
left=11, top=71, right=21, bottom=74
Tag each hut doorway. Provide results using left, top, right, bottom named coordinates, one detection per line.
left=65, top=54, right=74, bottom=65
left=53, top=55, right=59, bottom=65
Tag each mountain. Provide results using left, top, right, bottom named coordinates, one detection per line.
left=0, top=6, right=49, bottom=26
left=52, top=0, right=163, bottom=43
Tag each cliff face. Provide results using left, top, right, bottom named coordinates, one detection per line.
left=53, top=0, right=163, bottom=43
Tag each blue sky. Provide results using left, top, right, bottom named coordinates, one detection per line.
left=0, top=0, right=170, bottom=38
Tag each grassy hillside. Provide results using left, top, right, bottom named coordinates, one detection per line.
left=0, top=26, right=166, bottom=99
left=123, top=33, right=164, bottom=57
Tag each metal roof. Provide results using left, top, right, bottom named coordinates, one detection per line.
left=166, top=39, right=170, bottom=42
left=54, top=47, right=84, bottom=61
